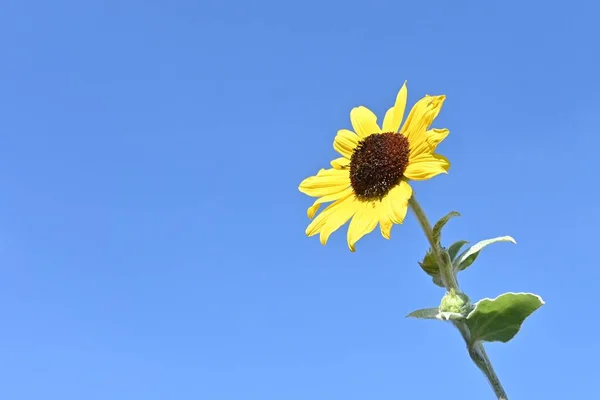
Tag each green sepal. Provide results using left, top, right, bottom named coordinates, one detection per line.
left=432, top=211, right=460, bottom=244
left=466, top=292, right=544, bottom=344
left=454, top=236, right=516, bottom=272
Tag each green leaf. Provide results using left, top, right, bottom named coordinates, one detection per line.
left=432, top=211, right=460, bottom=244
left=418, top=250, right=445, bottom=287
left=447, top=240, right=469, bottom=261
left=466, top=292, right=544, bottom=343
left=406, top=308, right=465, bottom=321
left=454, top=236, right=516, bottom=272
left=418, top=250, right=438, bottom=275
left=431, top=275, right=444, bottom=287
left=406, top=308, right=439, bottom=319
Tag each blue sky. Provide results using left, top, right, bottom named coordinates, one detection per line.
left=0, top=0, right=598, bottom=399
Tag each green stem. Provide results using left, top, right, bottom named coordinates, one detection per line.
left=471, top=342, right=508, bottom=400
left=455, top=322, right=508, bottom=400
left=407, top=195, right=459, bottom=290
left=408, top=194, right=508, bottom=400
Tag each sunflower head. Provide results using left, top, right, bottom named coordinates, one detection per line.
left=298, top=82, right=450, bottom=251
left=350, top=132, right=410, bottom=201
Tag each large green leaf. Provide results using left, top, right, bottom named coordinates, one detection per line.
left=466, top=292, right=544, bottom=343
left=454, top=236, right=516, bottom=272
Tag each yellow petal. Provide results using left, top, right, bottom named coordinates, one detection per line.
left=382, top=108, right=394, bottom=132
left=382, top=81, right=408, bottom=132
left=347, top=202, right=379, bottom=252
left=299, top=168, right=350, bottom=197
left=350, top=106, right=381, bottom=139
left=426, top=128, right=450, bottom=149
left=400, top=95, right=446, bottom=150
left=404, top=153, right=450, bottom=181
left=307, top=187, right=354, bottom=219
left=379, top=211, right=393, bottom=239
left=333, top=129, right=359, bottom=158
left=410, top=128, right=450, bottom=157
left=306, top=193, right=356, bottom=237
left=330, top=157, right=350, bottom=170
left=319, top=196, right=360, bottom=245
left=380, top=181, right=412, bottom=224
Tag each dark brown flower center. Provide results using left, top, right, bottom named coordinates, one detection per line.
left=349, top=132, right=410, bottom=201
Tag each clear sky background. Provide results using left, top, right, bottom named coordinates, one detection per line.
left=1, top=1, right=598, bottom=399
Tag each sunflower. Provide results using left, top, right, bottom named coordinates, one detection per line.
left=298, top=82, right=450, bottom=251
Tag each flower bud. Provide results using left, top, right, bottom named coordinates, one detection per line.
left=439, top=289, right=472, bottom=315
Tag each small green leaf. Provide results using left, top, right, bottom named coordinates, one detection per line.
left=432, top=211, right=460, bottom=244
left=431, top=275, right=444, bottom=287
left=406, top=308, right=439, bottom=319
left=466, top=292, right=544, bottom=343
left=418, top=250, right=445, bottom=288
left=418, top=250, right=438, bottom=275
left=406, top=308, right=465, bottom=321
left=447, top=240, right=469, bottom=261
left=454, top=236, right=516, bottom=272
